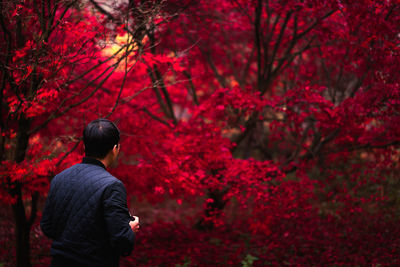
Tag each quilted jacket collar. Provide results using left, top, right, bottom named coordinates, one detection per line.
left=82, top=157, right=106, bottom=169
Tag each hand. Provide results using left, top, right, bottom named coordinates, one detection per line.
left=129, top=216, right=139, bottom=233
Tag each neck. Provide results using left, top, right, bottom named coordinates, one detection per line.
left=86, top=149, right=116, bottom=169
left=98, top=157, right=111, bottom=169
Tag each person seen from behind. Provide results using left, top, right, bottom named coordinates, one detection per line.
left=41, top=118, right=139, bottom=267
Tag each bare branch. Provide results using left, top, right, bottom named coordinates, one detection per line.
left=105, top=30, right=141, bottom=118
left=89, top=0, right=117, bottom=21
left=254, top=0, right=263, bottom=86
left=28, top=54, right=126, bottom=134
left=264, top=10, right=292, bottom=89
left=183, top=70, right=199, bottom=106
left=297, top=10, right=336, bottom=40
left=154, top=64, right=177, bottom=124
left=142, top=107, right=172, bottom=128
left=147, top=66, right=171, bottom=119
left=55, top=137, right=82, bottom=168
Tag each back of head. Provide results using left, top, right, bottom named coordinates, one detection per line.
left=83, top=118, right=120, bottom=159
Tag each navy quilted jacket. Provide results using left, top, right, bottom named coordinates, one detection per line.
left=41, top=158, right=135, bottom=266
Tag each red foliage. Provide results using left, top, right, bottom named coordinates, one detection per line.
left=1, top=0, right=400, bottom=266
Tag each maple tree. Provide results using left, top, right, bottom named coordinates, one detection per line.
left=1, top=0, right=400, bottom=266
left=0, top=0, right=161, bottom=266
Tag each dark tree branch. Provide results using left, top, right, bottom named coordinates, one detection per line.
left=142, top=107, right=173, bottom=128
left=255, top=0, right=263, bottom=88
left=55, top=137, right=82, bottom=168
left=105, top=30, right=140, bottom=119
left=0, top=2, right=12, bottom=130
left=264, top=10, right=292, bottom=88
left=183, top=70, right=199, bottom=106
left=181, top=22, right=227, bottom=88
left=297, top=10, right=336, bottom=40
left=29, top=54, right=127, bottom=135
left=89, top=0, right=117, bottom=21
left=153, top=64, right=177, bottom=124
left=147, top=67, right=172, bottom=119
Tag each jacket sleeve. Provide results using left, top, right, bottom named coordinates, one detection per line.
left=103, top=180, right=135, bottom=256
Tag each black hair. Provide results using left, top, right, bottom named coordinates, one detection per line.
left=83, top=118, right=120, bottom=159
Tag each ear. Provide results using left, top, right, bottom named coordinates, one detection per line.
left=113, top=144, right=120, bottom=154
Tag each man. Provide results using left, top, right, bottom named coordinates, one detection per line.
left=41, top=118, right=139, bottom=267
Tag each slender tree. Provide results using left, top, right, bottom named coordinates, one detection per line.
left=0, top=0, right=162, bottom=265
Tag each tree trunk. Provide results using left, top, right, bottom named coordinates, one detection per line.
left=195, top=187, right=229, bottom=231
left=12, top=116, right=33, bottom=267
left=12, top=185, right=32, bottom=267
